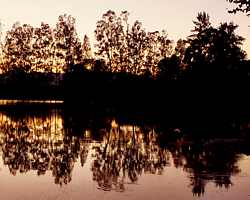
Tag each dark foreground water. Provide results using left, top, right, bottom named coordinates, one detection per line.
left=0, top=104, right=250, bottom=200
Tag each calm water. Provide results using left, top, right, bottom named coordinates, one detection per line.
left=0, top=106, right=250, bottom=200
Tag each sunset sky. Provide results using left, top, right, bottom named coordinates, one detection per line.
left=0, top=0, right=249, bottom=56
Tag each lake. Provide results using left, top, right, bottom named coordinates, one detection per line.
left=0, top=105, right=250, bottom=200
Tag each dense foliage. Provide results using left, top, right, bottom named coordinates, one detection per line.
left=0, top=10, right=249, bottom=81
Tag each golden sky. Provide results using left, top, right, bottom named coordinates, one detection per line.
left=0, top=0, right=249, bottom=57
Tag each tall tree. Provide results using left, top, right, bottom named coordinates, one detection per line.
left=120, top=11, right=130, bottom=72
left=185, top=12, right=213, bottom=67
left=95, top=10, right=127, bottom=72
left=185, top=12, right=246, bottom=79
left=145, top=31, right=161, bottom=76
left=209, top=22, right=246, bottom=74
left=3, top=22, right=34, bottom=73
left=95, top=10, right=151, bottom=74
left=145, top=30, right=172, bottom=76
left=128, top=20, right=147, bottom=74
left=175, top=39, right=187, bottom=68
left=32, top=22, right=54, bottom=72
left=54, top=14, right=82, bottom=73
left=157, top=39, right=187, bottom=80
left=95, top=10, right=173, bottom=76
left=82, top=35, right=92, bottom=60
left=184, top=12, right=216, bottom=79
left=81, top=34, right=93, bottom=70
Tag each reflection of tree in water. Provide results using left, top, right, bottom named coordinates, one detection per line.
left=0, top=111, right=90, bottom=186
left=91, top=120, right=171, bottom=192
left=0, top=111, right=247, bottom=193
left=167, top=138, right=242, bottom=196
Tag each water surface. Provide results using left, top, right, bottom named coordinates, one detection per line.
left=0, top=107, right=250, bottom=200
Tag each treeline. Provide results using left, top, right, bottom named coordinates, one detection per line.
left=0, top=14, right=92, bottom=74
left=0, top=10, right=249, bottom=81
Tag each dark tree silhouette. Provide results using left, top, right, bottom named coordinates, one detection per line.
left=82, top=34, right=93, bottom=60
left=209, top=22, right=246, bottom=77
left=157, top=39, right=187, bottom=80
left=0, top=11, right=249, bottom=102
left=1, top=14, right=84, bottom=75
left=175, top=39, right=187, bottom=65
left=33, top=22, right=54, bottom=72
left=157, top=55, right=180, bottom=80
left=145, top=31, right=172, bottom=76
left=184, top=12, right=213, bottom=71
left=184, top=12, right=246, bottom=79
left=54, top=14, right=82, bottom=73
left=95, top=10, right=133, bottom=73
left=95, top=10, right=172, bottom=76
left=3, top=22, right=34, bottom=73
left=129, top=20, right=147, bottom=74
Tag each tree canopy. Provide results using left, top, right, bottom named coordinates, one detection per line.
left=184, top=12, right=246, bottom=79
left=0, top=14, right=91, bottom=74
left=94, top=10, right=172, bottom=76
left=0, top=10, right=248, bottom=81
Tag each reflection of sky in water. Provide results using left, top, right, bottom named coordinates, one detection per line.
left=0, top=110, right=249, bottom=200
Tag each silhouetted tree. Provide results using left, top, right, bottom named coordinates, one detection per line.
left=95, top=10, right=129, bottom=72
left=157, top=55, right=180, bottom=80
left=210, top=22, right=246, bottom=77
left=157, top=39, right=187, bottom=80
left=145, top=31, right=173, bottom=77
left=175, top=39, right=187, bottom=69
left=95, top=10, right=172, bottom=76
left=82, top=35, right=93, bottom=60
left=32, top=22, right=54, bottom=72
left=128, top=20, right=147, bottom=74
left=185, top=12, right=246, bottom=79
left=184, top=12, right=213, bottom=71
left=54, top=14, right=82, bottom=73
left=3, top=22, right=34, bottom=73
